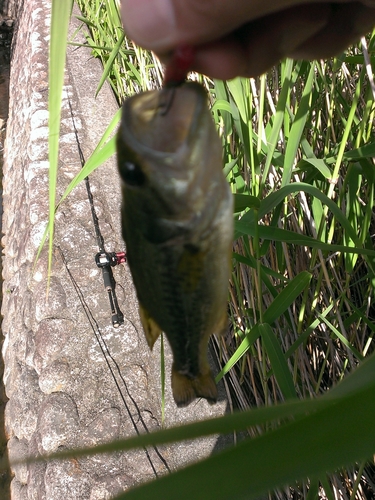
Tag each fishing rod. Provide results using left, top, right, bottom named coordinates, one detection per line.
left=68, top=99, right=125, bottom=328
left=94, top=249, right=126, bottom=328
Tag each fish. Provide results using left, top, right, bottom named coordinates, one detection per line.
left=116, top=81, right=233, bottom=407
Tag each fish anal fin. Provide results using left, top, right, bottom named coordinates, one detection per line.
left=171, top=365, right=218, bottom=408
left=139, top=304, right=162, bottom=350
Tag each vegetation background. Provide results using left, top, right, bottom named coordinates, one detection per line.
left=47, top=0, right=375, bottom=498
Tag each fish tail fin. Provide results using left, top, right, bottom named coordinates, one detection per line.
left=139, top=304, right=162, bottom=350
left=171, top=366, right=218, bottom=408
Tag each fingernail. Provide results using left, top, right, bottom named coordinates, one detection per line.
left=121, top=0, right=176, bottom=50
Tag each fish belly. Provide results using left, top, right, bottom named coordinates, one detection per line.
left=124, top=209, right=231, bottom=407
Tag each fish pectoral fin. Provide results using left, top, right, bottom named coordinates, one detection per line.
left=171, top=366, right=218, bottom=408
left=139, top=304, right=162, bottom=350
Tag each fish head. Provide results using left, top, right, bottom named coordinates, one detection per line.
left=117, top=82, right=223, bottom=231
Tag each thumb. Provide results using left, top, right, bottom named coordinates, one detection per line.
left=120, top=0, right=296, bottom=53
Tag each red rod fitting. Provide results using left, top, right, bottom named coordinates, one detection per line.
left=115, top=251, right=127, bottom=265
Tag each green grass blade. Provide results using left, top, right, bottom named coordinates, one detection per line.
left=235, top=221, right=375, bottom=258
left=216, top=272, right=311, bottom=381
left=320, top=475, right=335, bottom=500
left=95, top=30, right=125, bottom=97
left=263, top=271, right=311, bottom=325
left=93, top=107, right=122, bottom=149
left=57, top=106, right=121, bottom=208
left=281, top=62, right=315, bottom=186
left=115, top=377, right=375, bottom=500
left=257, top=182, right=360, bottom=246
left=215, top=324, right=261, bottom=382
left=47, top=0, right=72, bottom=276
left=261, top=58, right=293, bottom=188
left=285, top=303, right=334, bottom=358
left=17, top=352, right=375, bottom=477
left=306, top=479, right=319, bottom=500
left=343, top=142, right=375, bottom=160
left=17, top=397, right=323, bottom=466
left=233, top=193, right=260, bottom=212
left=232, top=252, right=286, bottom=294
left=297, top=158, right=332, bottom=180
left=58, top=134, right=117, bottom=206
left=260, top=323, right=297, bottom=400
left=317, top=314, right=364, bottom=361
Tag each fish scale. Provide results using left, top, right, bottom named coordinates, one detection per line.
left=151, top=247, right=203, bottom=367
left=117, top=81, right=233, bottom=407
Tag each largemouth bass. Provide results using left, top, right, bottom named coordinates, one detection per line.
left=116, top=81, right=233, bottom=407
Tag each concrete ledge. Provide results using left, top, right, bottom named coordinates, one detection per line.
left=2, top=1, right=232, bottom=498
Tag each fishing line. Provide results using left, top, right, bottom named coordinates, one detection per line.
left=158, top=86, right=176, bottom=117
left=65, top=102, right=171, bottom=475
left=158, top=45, right=195, bottom=116
left=68, top=98, right=124, bottom=328
left=58, top=247, right=170, bottom=476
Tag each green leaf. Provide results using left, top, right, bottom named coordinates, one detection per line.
left=261, top=58, right=293, bottom=187
left=297, top=158, right=332, bottom=180
left=116, top=371, right=375, bottom=500
left=281, top=62, right=315, bottom=186
left=215, top=324, right=261, bottom=382
left=263, top=271, right=312, bottom=325
left=257, top=182, right=360, bottom=246
left=211, top=99, right=232, bottom=115
left=317, top=314, right=364, bottom=361
left=216, top=272, right=311, bottom=382
left=47, top=0, right=72, bottom=276
left=95, top=30, right=125, bottom=97
left=58, top=133, right=117, bottom=206
left=260, top=323, right=297, bottom=400
left=235, top=221, right=375, bottom=258
left=233, top=193, right=260, bottom=212
left=306, top=479, right=319, bottom=500
left=17, top=351, right=375, bottom=468
left=343, top=142, right=375, bottom=160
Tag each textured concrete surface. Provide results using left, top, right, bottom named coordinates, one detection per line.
left=1, top=1, right=232, bottom=498
left=0, top=6, right=13, bottom=499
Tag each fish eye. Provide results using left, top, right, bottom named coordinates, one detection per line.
left=120, top=161, right=145, bottom=187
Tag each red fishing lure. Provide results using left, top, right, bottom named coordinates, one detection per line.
left=163, top=45, right=195, bottom=86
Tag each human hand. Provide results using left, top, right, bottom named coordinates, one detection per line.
left=121, top=0, right=375, bottom=79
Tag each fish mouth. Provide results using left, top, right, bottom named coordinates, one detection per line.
left=123, top=81, right=207, bottom=155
